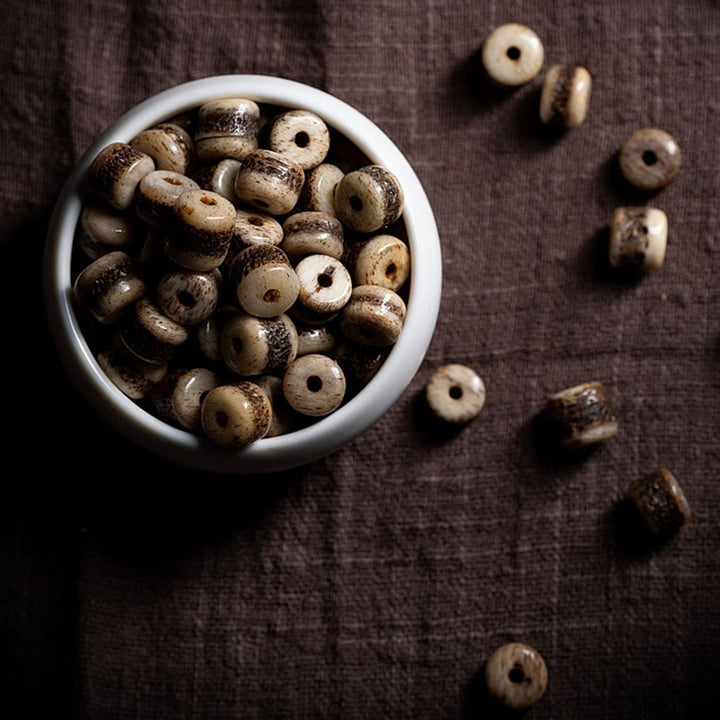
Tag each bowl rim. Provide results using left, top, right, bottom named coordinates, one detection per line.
left=43, top=73, right=442, bottom=474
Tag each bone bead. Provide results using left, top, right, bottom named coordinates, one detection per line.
left=231, top=244, right=299, bottom=318
left=133, top=170, right=199, bottom=227
left=86, top=142, right=155, bottom=211
left=194, top=98, right=261, bottom=162
left=193, top=158, right=242, bottom=203
left=130, top=122, right=195, bottom=175
left=333, top=340, right=387, bottom=390
left=281, top=211, right=344, bottom=263
left=97, top=345, right=167, bottom=400
left=156, top=267, right=220, bottom=325
left=267, top=109, right=331, bottom=170
left=120, top=297, right=189, bottom=365
left=234, top=149, right=305, bottom=216
left=339, top=285, right=406, bottom=347
left=346, top=233, right=410, bottom=291
left=254, top=374, right=295, bottom=438
left=229, top=208, right=284, bottom=258
left=200, top=381, right=272, bottom=449
left=194, top=305, right=239, bottom=366
left=288, top=301, right=340, bottom=327
left=626, top=468, right=691, bottom=539
left=482, top=23, right=544, bottom=86
left=283, top=354, right=346, bottom=417
left=609, top=207, right=668, bottom=272
left=221, top=313, right=298, bottom=376
left=539, top=64, right=592, bottom=128
left=299, top=163, right=345, bottom=216
left=485, top=643, right=548, bottom=710
left=166, top=188, right=235, bottom=270
left=73, top=250, right=146, bottom=324
left=295, top=254, right=353, bottom=315
left=296, top=323, right=337, bottom=357
left=619, top=128, right=682, bottom=191
left=545, top=381, right=618, bottom=450
left=425, top=364, right=486, bottom=424
left=334, top=165, right=404, bottom=233
left=78, top=202, right=141, bottom=259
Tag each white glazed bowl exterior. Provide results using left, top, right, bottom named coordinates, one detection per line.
left=44, top=75, right=442, bottom=473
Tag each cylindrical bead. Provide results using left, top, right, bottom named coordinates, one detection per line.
left=618, top=128, right=682, bottom=190
left=295, top=254, right=353, bottom=315
left=234, top=149, right=305, bottom=216
left=194, top=98, right=261, bottom=162
left=97, top=345, right=167, bottom=400
left=133, top=170, right=199, bottom=227
left=425, top=364, right=486, bottom=424
left=156, top=267, right=220, bottom=325
left=626, top=468, right=691, bottom=539
left=539, top=64, right=592, bottom=128
left=609, top=206, right=668, bottom=272
left=296, top=323, right=337, bottom=357
left=333, top=340, right=387, bottom=390
left=120, top=297, right=189, bottom=365
left=281, top=211, right=344, bottom=263
left=130, top=122, right=195, bottom=175
left=485, top=642, right=548, bottom=710
left=339, top=285, right=406, bottom=347
left=77, top=202, right=141, bottom=259
left=334, top=165, right=404, bottom=233
left=298, top=163, right=345, bottom=216
left=267, top=109, right=331, bottom=170
left=345, top=233, right=410, bottom=291
left=283, top=354, right=346, bottom=417
left=226, top=207, right=285, bottom=265
left=481, top=23, right=544, bottom=86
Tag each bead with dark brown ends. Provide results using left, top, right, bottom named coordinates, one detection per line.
left=97, top=345, right=167, bottom=400
left=133, top=170, right=199, bottom=227
left=130, top=122, right=195, bottom=175
left=283, top=354, right=346, bottom=417
left=267, top=109, right=331, bottom=170
left=425, top=364, right=486, bottom=424
left=298, top=163, right=345, bottom=216
left=281, top=211, right=344, bottom=264
left=200, top=381, right=272, bottom=449
left=545, top=381, right=618, bottom=450
left=86, top=142, right=156, bottom=211
left=156, top=267, right=220, bottom=326
left=334, top=165, right=404, bottom=233
left=339, top=284, right=407, bottom=347
left=626, top=468, right=691, bottom=539
left=539, top=64, right=592, bottom=128
left=234, top=149, right=305, bottom=216
left=619, top=128, right=682, bottom=190
left=609, top=207, right=668, bottom=272
left=78, top=202, right=140, bottom=260
left=229, top=208, right=284, bottom=261
left=295, top=254, right=353, bottom=315
left=120, top=297, right=189, bottom=365
left=345, top=233, right=410, bottom=292
left=230, top=244, right=299, bottom=318
left=482, top=23, right=544, bottom=86
left=194, top=98, right=261, bottom=162
left=485, top=642, right=548, bottom=710
left=194, top=305, right=239, bottom=366
left=192, top=158, right=242, bottom=203
left=73, top=250, right=147, bottom=324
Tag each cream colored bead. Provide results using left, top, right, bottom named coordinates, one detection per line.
left=539, top=64, right=592, bottom=128
left=485, top=643, right=548, bottom=710
left=626, top=468, right=691, bottom=539
left=97, top=345, right=167, bottom=400
left=346, top=233, right=410, bottom=291
left=339, top=285, right=406, bottom=347
left=120, top=297, right=189, bottom=365
left=334, top=165, right=404, bottom=233
left=86, top=142, right=155, bottom=211
left=134, top=170, right=199, bottom=227
left=130, top=122, right=195, bottom=174
left=295, top=254, right=353, bottom=315
left=156, top=267, right=220, bottom=325
left=193, top=158, right=242, bottom=203
left=234, top=149, right=305, bottom=216
left=298, top=163, right=345, bottom=216
left=609, top=207, right=668, bottom=272
left=296, top=323, right=337, bottom=357
left=200, top=381, right=272, bottom=449
left=425, top=364, right=486, bottom=424
left=231, top=207, right=284, bottom=251
left=619, top=128, right=682, bottom=191
left=254, top=374, right=295, bottom=438
left=194, top=97, right=261, bottom=162
left=267, top=109, right=331, bottom=170
left=283, top=354, right=346, bottom=417
left=281, top=211, right=344, bottom=264
left=78, top=202, right=140, bottom=259
left=194, top=305, right=238, bottom=365
left=482, top=23, right=544, bottom=86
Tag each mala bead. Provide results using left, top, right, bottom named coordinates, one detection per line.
left=130, top=122, right=195, bottom=175
left=97, top=345, right=167, bottom=400
left=234, top=149, right=305, bottom=216
left=221, top=312, right=298, bottom=376
left=295, top=254, right=353, bottom=315
left=150, top=367, right=224, bottom=433
left=86, top=142, right=155, bottom=211
left=545, top=381, right=618, bottom=450
left=626, top=468, right=691, bottom=539
left=231, top=244, right=299, bottom=318
left=425, top=364, right=486, bottom=424
left=298, top=163, right=345, bottom=216
left=120, top=297, right=189, bottom=365
left=73, top=250, right=146, bottom=324
left=227, top=208, right=284, bottom=264
left=485, top=642, right=548, bottom=710
left=339, top=285, right=406, bottom=347
left=345, top=233, right=410, bottom=291
left=539, top=64, right=592, bottom=129
left=481, top=23, right=544, bottom=86
left=296, top=323, right=337, bottom=357
left=194, top=97, right=261, bottom=162
left=166, top=188, right=236, bottom=271
left=193, top=158, right=242, bottom=203
left=619, top=128, right=681, bottom=190
left=133, top=170, right=199, bottom=228
left=267, top=109, right=330, bottom=170
left=77, top=202, right=140, bottom=259
left=281, top=211, right=344, bottom=263
left=254, top=374, right=295, bottom=437
left=334, top=165, right=404, bottom=233
left=609, top=206, right=668, bottom=272
left=333, top=340, right=387, bottom=390
left=200, top=381, right=272, bottom=449
left=156, top=267, right=220, bottom=326
left=283, top=354, right=346, bottom=417
left=288, top=301, right=340, bottom=327
left=194, top=305, right=238, bottom=365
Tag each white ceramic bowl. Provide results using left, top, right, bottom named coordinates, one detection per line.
left=44, top=74, right=441, bottom=473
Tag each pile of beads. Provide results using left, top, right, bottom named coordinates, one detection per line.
left=71, top=98, right=411, bottom=449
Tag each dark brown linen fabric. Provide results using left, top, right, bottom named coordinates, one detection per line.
left=3, top=0, right=720, bottom=718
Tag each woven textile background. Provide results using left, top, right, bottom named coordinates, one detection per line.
left=2, top=0, right=720, bottom=718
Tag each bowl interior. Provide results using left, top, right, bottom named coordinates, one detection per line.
left=44, top=74, right=442, bottom=473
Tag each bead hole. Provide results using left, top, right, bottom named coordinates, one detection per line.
left=642, top=150, right=658, bottom=166
left=306, top=375, right=323, bottom=392
left=176, top=290, right=196, bottom=307
left=263, top=288, right=280, bottom=303
left=232, top=338, right=243, bottom=353
left=385, top=262, right=397, bottom=279
left=318, top=272, right=333, bottom=288
left=449, top=385, right=463, bottom=400
left=215, top=410, right=228, bottom=428
left=200, top=195, right=217, bottom=205
left=294, top=131, right=310, bottom=148
left=506, top=46, right=521, bottom=60
left=248, top=216, right=264, bottom=227
left=509, top=667, right=525, bottom=684
left=349, top=195, right=364, bottom=212
left=164, top=176, right=183, bottom=186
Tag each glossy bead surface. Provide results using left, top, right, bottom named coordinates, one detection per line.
left=78, top=202, right=140, bottom=259
left=267, top=109, right=331, bottom=170
left=334, top=165, right=404, bottom=233
left=134, top=170, right=199, bottom=227
left=283, top=354, right=346, bottom=417
left=230, top=207, right=284, bottom=255
left=619, top=128, right=681, bottom=190
left=539, top=64, right=592, bottom=128
left=86, top=142, right=155, bottom=211
left=296, top=323, right=337, bottom=357
left=156, top=268, right=220, bottom=325
left=299, top=163, right=344, bottom=216
left=485, top=642, right=548, bottom=710
left=627, top=468, right=691, bottom=539
left=130, top=122, right=195, bottom=174
left=281, top=211, right=344, bottom=263
left=194, top=97, right=261, bottom=162
left=339, top=285, right=406, bottom=347
left=254, top=373, right=295, bottom=438
left=346, top=233, right=410, bottom=291
left=425, top=364, right=486, bottom=424
left=295, top=254, right=353, bottom=314
left=333, top=340, right=387, bottom=390
left=482, top=23, right=544, bottom=86
left=193, top=158, right=242, bottom=203
left=200, top=381, right=272, bottom=449
left=609, top=207, right=668, bottom=272
left=234, top=149, right=305, bottom=216
left=120, top=297, right=189, bottom=365
left=97, top=345, right=167, bottom=400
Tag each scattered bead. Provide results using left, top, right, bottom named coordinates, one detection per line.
left=334, top=165, right=404, bottom=233
left=281, top=211, right=344, bottom=264
left=120, top=297, right=188, bottom=365
left=130, top=122, right=195, bottom=175
left=267, top=109, right=331, bottom=170
left=156, top=267, right=220, bottom=325
left=609, top=206, right=668, bottom=272
left=425, top=364, right=486, bottom=424
left=485, top=642, right=548, bottom=710
left=345, top=233, right=410, bottom=291
left=619, top=128, right=681, bottom=190
left=295, top=254, right=353, bottom=315
left=626, top=468, right=691, bottom=539
left=194, top=97, right=261, bottom=162
left=539, top=64, right=592, bottom=128
left=234, top=148, right=305, bottom=215
left=283, top=353, right=346, bottom=416
left=298, top=163, right=345, bottom=216
left=339, top=285, right=406, bottom=347
left=482, top=23, right=544, bottom=86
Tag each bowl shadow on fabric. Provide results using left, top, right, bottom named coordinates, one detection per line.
left=597, top=150, right=666, bottom=207
left=409, top=387, right=472, bottom=444
left=577, top=224, right=647, bottom=289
